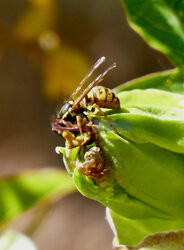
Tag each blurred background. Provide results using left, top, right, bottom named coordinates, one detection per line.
left=0, top=0, right=173, bottom=249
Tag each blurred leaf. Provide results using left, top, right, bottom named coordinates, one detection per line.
left=31, top=0, right=53, bottom=9
left=0, top=231, right=37, bottom=250
left=0, top=169, right=75, bottom=225
left=11, top=0, right=90, bottom=102
left=120, top=0, right=184, bottom=66
left=42, top=46, right=90, bottom=99
left=114, top=69, right=184, bottom=94
left=38, top=30, right=60, bottom=51
left=13, top=0, right=56, bottom=43
left=7, top=199, right=55, bottom=238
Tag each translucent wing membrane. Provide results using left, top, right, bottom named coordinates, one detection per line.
left=71, top=62, right=116, bottom=111
left=69, top=56, right=106, bottom=102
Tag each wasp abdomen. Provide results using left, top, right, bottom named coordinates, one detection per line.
left=86, top=86, right=120, bottom=109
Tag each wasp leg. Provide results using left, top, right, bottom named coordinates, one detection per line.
left=76, top=115, right=91, bottom=145
left=92, top=103, right=120, bottom=136
left=88, top=120, right=99, bottom=147
left=76, top=115, right=84, bottom=137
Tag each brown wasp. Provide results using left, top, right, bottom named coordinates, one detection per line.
left=52, top=57, right=120, bottom=178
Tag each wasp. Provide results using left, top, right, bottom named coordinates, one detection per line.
left=52, top=56, right=120, bottom=149
left=52, top=57, right=120, bottom=178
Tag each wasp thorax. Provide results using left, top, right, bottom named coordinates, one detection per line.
left=58, top=103, right=72, bottom=118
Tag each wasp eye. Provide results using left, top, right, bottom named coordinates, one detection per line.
left=58, top=103, right=71, bottom=118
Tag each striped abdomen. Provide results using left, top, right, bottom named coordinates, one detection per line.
left=86, top=86, right=120, bottom=109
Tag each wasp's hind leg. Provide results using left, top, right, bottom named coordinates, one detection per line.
left=92, top=103, right=120, bottom=136
left=88, top=120, right=99, bottom=147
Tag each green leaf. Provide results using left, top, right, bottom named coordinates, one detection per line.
left=114, top=69, right=184, bottom=94
left=107, top=208, right=184, bottom=248
left=120, top=0, right=184, bottom=66
left=0, top=231, right=37, bottom=250
left=117, top=89, right=184, bottom=108
left=98, top=131, right=184, bottom=219
left=104, top=105, right=184, bottom=154
left=0, top=169, right=75, bottom=225
left=163, top=0, right=184, bottom=25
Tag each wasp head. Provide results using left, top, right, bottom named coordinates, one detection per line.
left=57, top=102, right=73, bottom=119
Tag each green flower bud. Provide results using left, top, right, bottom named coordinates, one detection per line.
left=57, top=85, right=184, bottom=222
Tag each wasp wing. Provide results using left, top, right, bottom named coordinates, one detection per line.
left=71, top=62, right=116, bottom=111
left=69, top=56, right=106, bottom=102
